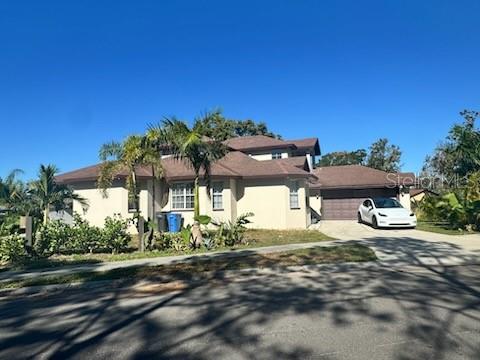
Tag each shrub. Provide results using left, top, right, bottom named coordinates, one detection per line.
left=0, top=233, right=26, bottom=263
left=101, top=215, right=131, bottom=254
left=212, top=212, right=254, bottom=247
left=35, top=220, right=72, bottom=257
left=70, top=214, right=102, bottom=253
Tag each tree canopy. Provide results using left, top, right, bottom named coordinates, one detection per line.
left=317, top=150, right=367, bottom=167
left=423, top=110, right=480, bottom=180
left=192, top=109, right=279, bottom=141
left=318, top=138, right=402, bottom=172
left=366, top=138, right=402, bottom=172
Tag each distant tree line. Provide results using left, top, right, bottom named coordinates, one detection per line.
left=318, top=138, right=402, bottom=172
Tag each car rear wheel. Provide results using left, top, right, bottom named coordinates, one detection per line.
left=371, top=216, right=378, bottom=229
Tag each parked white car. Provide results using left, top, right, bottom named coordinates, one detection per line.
left=358, top=197, right=416, bottom=229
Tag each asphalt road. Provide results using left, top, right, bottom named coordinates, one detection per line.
left=0, top=262, right=479, bottom=360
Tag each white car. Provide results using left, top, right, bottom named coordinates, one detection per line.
left=358, top=197, right=416, bottom=229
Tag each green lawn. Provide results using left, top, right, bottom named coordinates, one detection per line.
left=2, top=229, right=335, bottom=271
left=416, top=221, right=477, bottom=235
left=0, top=244, right=375, bottom=290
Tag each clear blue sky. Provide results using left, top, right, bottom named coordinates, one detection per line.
left=1, top=0, right=479, bottom=180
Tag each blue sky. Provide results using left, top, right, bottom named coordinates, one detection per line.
left=1, top=0, right=479, bottom=180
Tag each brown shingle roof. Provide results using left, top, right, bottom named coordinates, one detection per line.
left=287, top=138, right=321, bottom=156
left=55, top=164, right=154, bottom=183
left=268, top=156, right=309, bottom=171
left=56, top=152, right=313, bottom=184
left=223, top=135, right=296, bottom=152
left=309, top=165, right=415, bottom=189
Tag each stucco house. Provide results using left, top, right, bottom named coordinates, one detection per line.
left=56, top=136, right=320, bottom=230
left=56, top=135, right=414, bottom=229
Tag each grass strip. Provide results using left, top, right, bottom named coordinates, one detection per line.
left=0, top=244, right=375, bottom=290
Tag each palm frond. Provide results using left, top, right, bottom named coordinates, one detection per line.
left=99, top=141, right=123, bottom=161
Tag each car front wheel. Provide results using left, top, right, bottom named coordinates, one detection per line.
left=371, top=216, right=378, bottom=229
left=357, top=212, right=363, bottom=224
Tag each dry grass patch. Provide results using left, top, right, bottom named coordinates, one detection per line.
left=0, top=244, right=374, bottom=291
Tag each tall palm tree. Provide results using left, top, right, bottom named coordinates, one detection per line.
left=149, top=116, right=226, bottom=246
left=30, top=164, right=88, bottom=224
left=98, top=135, right=163, bottom=218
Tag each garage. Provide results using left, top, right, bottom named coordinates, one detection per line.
left=320, top=188, right=397, bottom=220
left=309, top=165, right=415, bottom=221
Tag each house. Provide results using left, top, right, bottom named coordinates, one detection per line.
left=410, top=188, right=438, bottom=205
left=56, top=136, right=321, bottom=230
left=56, top=135, right=415, bottom=228
left=308, top=165, right=415, bottom=220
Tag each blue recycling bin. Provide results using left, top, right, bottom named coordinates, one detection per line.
left=167, top=213, right=182, bottom=233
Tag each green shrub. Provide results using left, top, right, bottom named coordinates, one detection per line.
left=0, top=214, right=20, bottom=236
left=101, top=215, right=131, bottom=254
left=212, top=212, right=254, bottom=247
left=35, top=220, right=72, bottom=257
left=0, top=233, right=26, bottom=263
left=70, top=214, right=102, bottom=253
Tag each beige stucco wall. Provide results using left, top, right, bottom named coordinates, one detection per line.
left=398, top=189, right=411, bottom=210
left=309, top=189, right=322, bottom=216
left=236, top=178, right=309, bottom=229
left=71, top=176, right=310, bottom=231
left=159, top=180, right=234, bottom=227
left=71, top=180, right=151, bottom=232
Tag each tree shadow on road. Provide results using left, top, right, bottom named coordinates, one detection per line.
left=0, top=240, right=479, bottom=359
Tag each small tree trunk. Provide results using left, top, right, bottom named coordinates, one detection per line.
left=194, top=177, right=200, bottom=219
left=192, top=177, right=202, bottom=248
left=43, top=206, right=49, bottom=225
left=151, top=166, right=157, bottom=224
left=191, top=221, right=202, bottom=248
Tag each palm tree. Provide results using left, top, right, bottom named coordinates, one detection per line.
left=149, top=115, right=226, bottom=246
left=98, top=135, right=163, bottom=219
left=30, top=164, right=88, bottom=224
left=0, top=169, right=24, bottom=210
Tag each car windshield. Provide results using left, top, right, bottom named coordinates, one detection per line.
left=373, top=197, right=403, bottom=208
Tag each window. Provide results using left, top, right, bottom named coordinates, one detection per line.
left=212, top=182, right=223, bottom=210
left=171, top=183, right=194, bottom=210
left=362, top=200, right=371, bottom=207
left=128, top=195, right=139, bottom=213
left=373, top=197, right=403, bottom=209
left=271, top=151, right=282, bottom=159
left=289, top=181, right=300, bottom=209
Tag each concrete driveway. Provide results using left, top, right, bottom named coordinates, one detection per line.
left=314, top=221, right=480, bottom=267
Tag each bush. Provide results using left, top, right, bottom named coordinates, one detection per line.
left=212, top=212, right=254, bottom=247
left=35, top=220, right=72, bottom=257
left=101, top=215, right=131, bottom=254
left=0, top=233, right=26, bottom=263
left=70, top=214, right=102, bottom=253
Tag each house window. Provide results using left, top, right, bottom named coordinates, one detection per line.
left=212, top=182, right=223, bottom=210
left=128, top=195, right=139, bottom=213
left=171, top=183, right=194, bottom=210
left=289, top=181, right=300, bottom=209
left=272, top=151, right=282, bottom=160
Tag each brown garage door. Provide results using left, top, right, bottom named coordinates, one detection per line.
left=321, top=188, right=397, bottom=220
